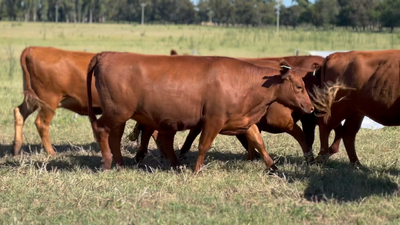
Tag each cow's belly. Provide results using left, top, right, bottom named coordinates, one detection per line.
left=220, top=109, right=266, bottom=135
left=59, top=97, right=90, bottom=115
left=356, top=80, right=400, bottom=126
left=357, top=94, right=400, bottom=126
left=133, top=102, right=202, bottom=132
left=360, top=111, right=400, bottom=126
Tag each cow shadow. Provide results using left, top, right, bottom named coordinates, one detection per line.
left=301, top=164, right=399, bottom=203
left=0, top=143, right=100, bottom=158
left=273, top=155, right=400, bottom=203
left=0, top=143, right=102, bottom=172
left=172, top=150, right=400, bottom=202
left=1, top=143, right=399, bottom=202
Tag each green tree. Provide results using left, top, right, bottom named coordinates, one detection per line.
left=196, top=0, right=210, bottom=23
left=281, top=5, right=302, bottom=29
left=209, top=0, right=235, bottom=25
left=337, top=0, right=380, bottom=30
left=379, top=0, right=400, bottom=32
left=257, top=1, right=275, bottom=25
left=175, top=0, right=195, bottom=24
left=309, top=0, right=339, bottom=27
left=235, top=0, right=258, bottom=26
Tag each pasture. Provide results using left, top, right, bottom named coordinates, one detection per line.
left=1, top=22, right=400, bottom=224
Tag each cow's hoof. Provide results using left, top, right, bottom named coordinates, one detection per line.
left=101, top=162, right=112, bottom=170
left=115, top=163, right=125, bottom=170
left=351, top=161, right=362, bottom=170
left=328, top=147, right=339, bottom=155
left=315, top=154, right=332, bottom=165
left=266, top=164, right=279, bottom=175
left=48, top=152, right=58, bottom=157
left=178, top=154, right=187, bottom=161
left=11, top=150, right=21, bottom=157
left=307, top=158, right=316, bottom=165
left=135, top=154, right=145, bottom=164
left=304, top=151, right=316, bottom=165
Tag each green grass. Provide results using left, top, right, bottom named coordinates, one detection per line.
left=1, top=22, right=400, bottom=224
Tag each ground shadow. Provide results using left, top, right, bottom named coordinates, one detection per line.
left=1, top=143, right=399, bottom=202
left=273, top=154, right=400, bottom=203
left=174, top=150, right=400, bottom=202
left=302, top=165, right=399, bottom=202
left=0, top=143, right=100, bottom=158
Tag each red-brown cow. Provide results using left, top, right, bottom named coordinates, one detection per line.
left=313, top=50, right=400, bottom=164
left=13, top=47, right=101, bottom=156
left=87, top=52, right=315, bottom=172
left=132, top=51, right=342, bottom=163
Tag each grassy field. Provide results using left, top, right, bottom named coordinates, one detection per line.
left=1, top=22, right=400, bottom=224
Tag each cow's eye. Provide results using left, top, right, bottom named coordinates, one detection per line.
left=296, top=85, right=302, bottom=90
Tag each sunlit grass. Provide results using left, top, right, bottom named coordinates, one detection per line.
left=1, top=22, right=400, bottom=224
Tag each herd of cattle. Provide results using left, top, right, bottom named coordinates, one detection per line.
left=11, top=46, right=400, bottom=173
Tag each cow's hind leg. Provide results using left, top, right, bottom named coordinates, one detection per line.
left=285, top=123, right=315, bottom=164
left=236, top=133, right=249, bottom=151
left=34, top=106, right=57, bottom=156
left=157, top=132, right=180, bottom=168
left=179, top=129, right=201, bottom=159
left=341, top=113, right=364, bottom=165
left=92, top=114, right=129, bottom=170
left=195, top=123, right=221, bottom=173
left=135, top=126, right=155, bottom=162
left=316, top=116, right=348, bottom=163
left=244, top=124, right=277, bottom=172
left=151, top=130, right=167, bottom=159
left=316, top=124, right=335, bottom=164
left=329, top=124, right=344, bottom=154
left=301, top=114, right=317, bottom=155
left=108, top=122, right=126, bottom=167
left=13, top=102, right=36, bottom=156
left=301, top=113, right=344, bottom=158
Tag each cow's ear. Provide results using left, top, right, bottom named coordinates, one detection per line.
left=170, top=49, right=178, bottom=55
left=280, top=60, right=292, bottom=80
left=311, top=63, right=320, bottom=76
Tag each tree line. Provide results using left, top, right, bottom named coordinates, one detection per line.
left=0, top=0, right=399, bottom=31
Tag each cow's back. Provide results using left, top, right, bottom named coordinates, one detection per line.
left=26, top=47, right=95, bottom=89
left=322, top=50, right=400, bottom=124
left=23, top=46, right=99, bottom=114
left=93, top=52, right=285, bottom=132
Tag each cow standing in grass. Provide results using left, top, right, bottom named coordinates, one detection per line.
left=13, top=47, right=101, bottom=156
left=13, top=47, right=173, bottom=158
left=87, top=52, right=315, bottom=172
left=131, top=50, right=343, bottom=164
left=312, top=50, right=400, bottom=165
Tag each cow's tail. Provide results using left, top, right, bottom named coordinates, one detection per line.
left=310, top=55, right=354, bottom=123
left=20, top=47, right=54, bottom=113
left=127, top=123, right=144, bottom=143
left=87, top=54, right=101, bottom=124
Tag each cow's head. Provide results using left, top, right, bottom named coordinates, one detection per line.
left=298, top=62, right=322, bottom=96
left=276, top=61, right=314, bottom=114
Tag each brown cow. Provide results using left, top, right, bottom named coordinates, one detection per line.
left=13, top=47, right=102, bottom=156
left=131, top=51, right=343, bottom=163
left=313, top=50, right=400, bottom=164
left=86, top=52, right=315, bottom=172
